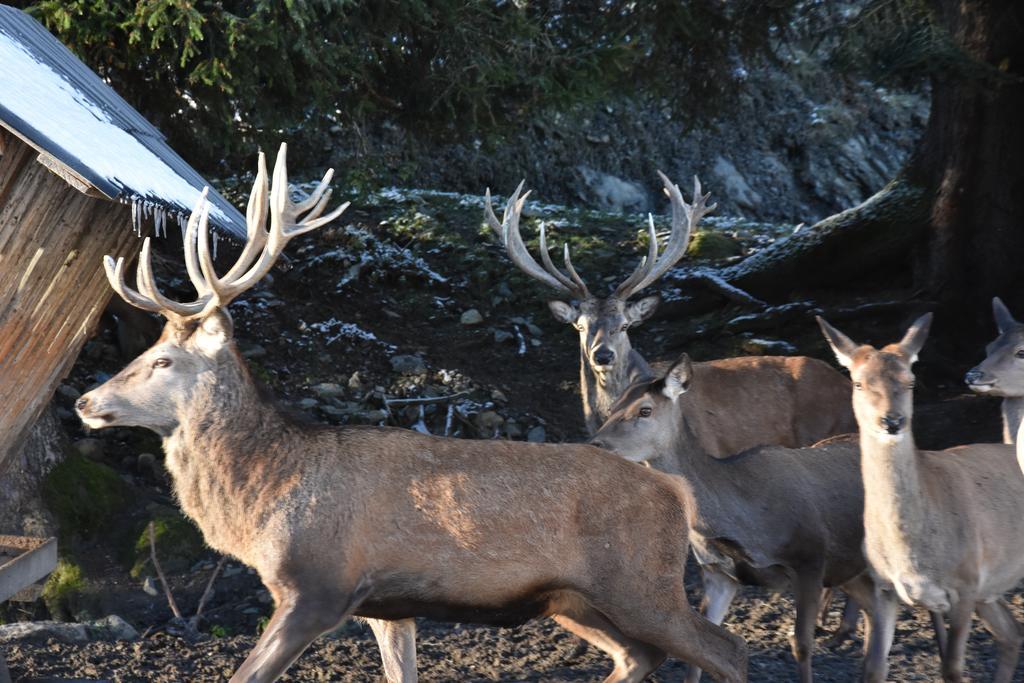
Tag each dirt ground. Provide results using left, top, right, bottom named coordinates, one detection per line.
left=3, top=187, right=1020, bottom=681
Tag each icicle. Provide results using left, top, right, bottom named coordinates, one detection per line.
left=179, top=212, right=188, bottom=241
left=212, top=230, right=219, bottom=260
left=131, top=197, right=139, bottom=236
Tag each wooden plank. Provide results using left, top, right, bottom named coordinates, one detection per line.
left=0, top=135, right=144, bottom=468
left=0, top=535, right=56, bottom=604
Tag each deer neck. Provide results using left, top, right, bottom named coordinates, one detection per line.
left=858, top=425, right=927, bottom=555
left=162, top=349, right=290, bottom=558
left=1002, top=397, right=1024, bottom=444
left=580, top=345, right=649, bottom=434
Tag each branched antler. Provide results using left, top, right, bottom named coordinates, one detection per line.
left=105, top=143, right=349, bottom=322
left=613, top=172, right=716, bottom=300
left=485, top=182, right=590, bottom=300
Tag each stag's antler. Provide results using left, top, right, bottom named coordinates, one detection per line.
left=613, top=172, right=716, bottom=301
left=485, top=181, right=590, bottom=300
left=105, top=143, right=349, bottom=322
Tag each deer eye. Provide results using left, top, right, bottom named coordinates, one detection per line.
left=152, top=358, right=172, bottom=369
left=1015, top=349, right=1024, bottom=359
left=638, top=406, right=653, bottom=418
left=853, top=382, right=863, bottom=390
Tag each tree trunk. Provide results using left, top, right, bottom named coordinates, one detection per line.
left=0, top=405, right=66, bottom=537
left=912, top=0, right=1024, bottom=331
left=696, top=0, right=1023, bottom=334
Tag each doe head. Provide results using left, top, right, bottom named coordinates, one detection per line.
left=816, top=313, right=933, bottom=441
left=486, top=172, right=714, bottom=377
left=76, top=143, right=348, bottom=436
left=965, top=297, right=1024, bottom=397
left=590, top=353, right=695, bottom=463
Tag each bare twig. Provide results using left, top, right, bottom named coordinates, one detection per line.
left=383, top=391, right=469, bottom=407
left=149, top=521, right=183, bottom=621
left=188, top=556, right=228, bottom=632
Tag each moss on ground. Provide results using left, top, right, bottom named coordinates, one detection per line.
left=42, top=455, right=131, bottom=541
left=688, top=230, right=743, bottom=260
left=130, top=508, right=206, bottom=579
left=41, top=557, right=85, bottom=620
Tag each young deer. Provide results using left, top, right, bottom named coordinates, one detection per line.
left=818, top=314, right=1024, bottom=683
left=965, top=296, right=1024, bottom=443
left=486, top=176, right=856, bottom=445
left=590, top=354, right=881, bottom=683
left=75, top=144, right=747, bottom=683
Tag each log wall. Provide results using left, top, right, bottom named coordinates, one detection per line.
left=0, top=132, right=143, bottom=470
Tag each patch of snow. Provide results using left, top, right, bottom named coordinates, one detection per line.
left=0, top=36, right=228, bottom=225
left=307, top=318, right=396, bottom=351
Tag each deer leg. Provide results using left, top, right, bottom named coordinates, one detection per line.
left=976, top=599, right=1022, bottom=683
left=863, top=587, right=897, bottom=683
left=552, top=605, right=666, bottom=683
left=590, top=591, right=747, bottom=683
left=790, top=567, right=824, bottom=683
left=230, top=580, right=371, bottom=683
left=685, top=566, right=740, bottom=683
left=365, top=618, right=417, bottom=683
left=940, top=597, right=975, bottom=682
left=929, top=610, right=948, bottom=661
left=832, top=572, right=882, bottom=650
left=818, top=588, right=834, bottom=626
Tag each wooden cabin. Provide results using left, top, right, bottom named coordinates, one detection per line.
left=0, top=7, right=246, bottom=477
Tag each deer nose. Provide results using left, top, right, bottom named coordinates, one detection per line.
left=593, top=347, right=615, bottom=366
left=964, top=368, right=988, bottom=385
left=75, top=396, right=89, bottom=413
left=880, top=413, right=905, bottom=434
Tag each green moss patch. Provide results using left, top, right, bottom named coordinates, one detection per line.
left=687, top=230, right=743, bottom=260
left=42, top=455, right=131, bottom=541
left=41, top=558, right=85, bottom=620
left=130, top=508, right=206, bottom=579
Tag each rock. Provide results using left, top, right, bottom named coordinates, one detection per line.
left=740, top=338, right=798, bottom=356
left=0, top=620, right=88, bottom=644
left=142, top=577, right=159, bottom=596
left=223, top=564, right=245, bottom=579
left=474, top=411, right=505, bottom=433
left=712, top=155, right=763, bottom=210
left=358, top=409, right=389, bottom=424
left=460, top=309, right=484, bottom=326
left=490, top=389, right=508, bottom=402
left=56, top=383, right=81, bottom=401
left=390, top=354, right=428, bottom=374
left=312, top=382, right=346, bottom=399
left=73, top=438, right=105, bottom=462
left=240, top=343, right=267, bottom=359
left=319, top=405, right=349, bottom=419
left=136, top=452, right=158, bottom=476
left=88, top=615, right=139, bottom=641
left=297, top=398, right=319, bottom=410
left=504, top=420, right=523, bottom=439
left=493, top=329, right=514, bottom=343
left=527, top=426, right=547, bottom=443
left=575, top=166, right=648, bottom=213
left=347, top=371, right=367, bottom=391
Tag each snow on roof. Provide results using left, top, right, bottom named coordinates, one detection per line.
left=0, top=7, right=246, bottom=240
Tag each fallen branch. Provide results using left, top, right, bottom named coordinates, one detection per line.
left=149, top=521, right=183, bottom=622
left=383, top=391, right=469, bottom=407
left=188, top=556, right=228, bottom=633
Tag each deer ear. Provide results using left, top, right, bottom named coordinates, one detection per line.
left=194, top=310, right=234, bottom=356
left=625, top=295, right=660, bottom=325
left=548, top=300, right=579, bottom=325
left=662, top=353, right=693, bottom=400
left=993, top=297, right=1017, bottom=334
left=816, top=316, right=859, bottom=370
left=898, top=312, right=933, bottom=364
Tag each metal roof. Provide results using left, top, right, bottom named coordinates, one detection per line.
left=0, top=6, right=247, bottom=239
